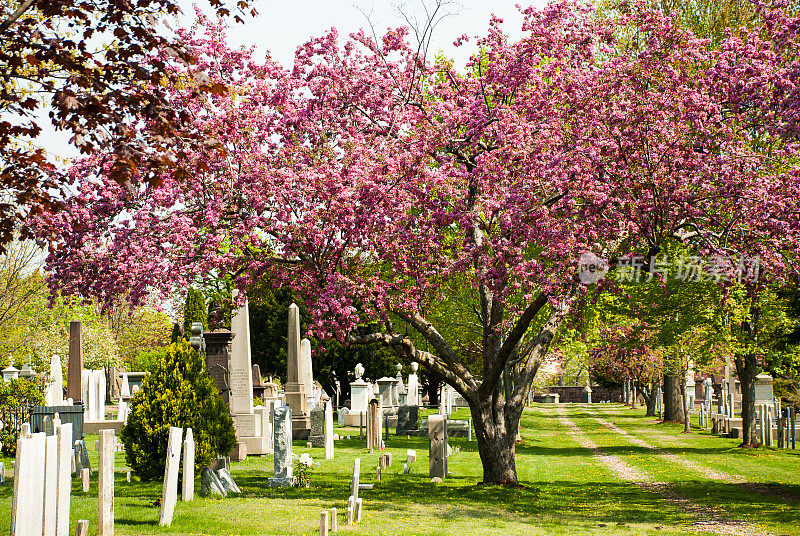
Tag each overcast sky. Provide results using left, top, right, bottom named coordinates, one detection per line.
left=40, top=0, right=549, bottom=161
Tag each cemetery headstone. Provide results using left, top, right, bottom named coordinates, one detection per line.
left=67, top=321, right=83, bottom=402
left=159, top=427, right=183, bottom=527
left=367, top=399, right=379, bottom=452
left=75, top=439, right=91, bottom=476
left=217, top=468, right=241, bottom=494
left=396, top=405, right=419, bottom=436
left=81, top=469, right=90, bottom=492
left=309, top=405, right=325, bottom=447
left=284, top=304, right=311, bottom=438
left=268, top=405, right=295, bottom=487
left=324, top=400, right=334, bottom=460
left=349, top=458, right=360, bottom=505
left=74, top=520, right=89, bottom=536
left=182, top=428, right=195, bottom=502
left=200, top=468, right=227, bottom=497
left=301, top=338, right=315, bottom=410
left=320, top=510, right=329, bottom=536
left=44, top=433, right=58, bottom=536
left=346, top=363, right=370, bottom=426
left=56, top=423, right=73, bottom=536
left=428, top=414, right=448, bottom=479
left=355, top=498, right=363, bottom=523
left=330, top=507, right=338, bottom=532
left=98, top=429, right=115, bottom=536
left=406, top=362, right=419, bottom=406
left=46, top=353, right=65, bottom=405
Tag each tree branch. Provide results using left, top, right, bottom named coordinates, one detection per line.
left=345, top=330, right=473, bottom=395
left=0, top=0, right=37, bottom=35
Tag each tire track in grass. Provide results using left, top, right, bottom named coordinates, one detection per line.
left=590, top=414, right=744, bottom=483
left=555, top=405, right=774, bottom=536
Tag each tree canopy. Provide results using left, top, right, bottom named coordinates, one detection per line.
left=35, top=0, right=800, bottom=481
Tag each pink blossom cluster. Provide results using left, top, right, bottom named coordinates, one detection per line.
left=33, top=1, right=800, bottom=346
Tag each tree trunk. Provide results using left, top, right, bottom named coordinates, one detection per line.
left=662, top=373, right=684, bottom=422
left=641, top=382, right=658, bottom=417
left=469, top=398, right=519, bottom=484
left=735, top=353, right=759, bottom=446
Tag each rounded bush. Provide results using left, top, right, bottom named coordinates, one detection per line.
left=120, top=340, right=236, bottom=480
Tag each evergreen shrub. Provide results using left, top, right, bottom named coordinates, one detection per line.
left=120, top=340, right=236, bottom=480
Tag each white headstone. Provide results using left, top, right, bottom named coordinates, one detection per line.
left=320, top=511, right=329, bottom=536
left=324, top=400, right=334, bottom=460
left=406, top=362, right=419, bottom=406
left=350, top=458, right=361, bottom=503
left=56, top=422, right=73, bottom=536
left=45, top=354, right=64, bottom=406
left=43, top=434, right=58, bottom=536
left=11, top=431, right=45, bottom=536
left=182, top=428, right=195, bottom=502
left=301, top=338, right=314, bottom=409
left=95, top=369, right=106, bottom=421
left=98, top=429, right=115, bottom=536
left=159, top=427, right=183, bottom=527
left=229, top=298, right=255, bottom=415
left=120, top=373, right=130, bottom=398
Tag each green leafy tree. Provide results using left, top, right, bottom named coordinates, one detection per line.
left=182, top=287, right=208, bottom=336
left=0, top=377, right=45, bottom=456
left=120, top=340, right=236, bottom=480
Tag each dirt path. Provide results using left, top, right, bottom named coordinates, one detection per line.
left=555, top=406, right=774, bottom=536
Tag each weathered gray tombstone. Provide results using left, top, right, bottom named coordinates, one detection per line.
left=330, top=507, right=338, bottom=532
left=346, top=503, right=353, bottom=526
left=200, top=468, right=227, bottom=497
left=309, top=405, right=325, bottom=447
left=182, top=428, right=195, bottom=502
left=159, top=427, right=183, bottom=527
left=367, top=399, right=379, bottom=452
left=216, top=468, right=241, bottom=494
left=74, top=520, right=89, bottom=536
left=428, top=414, right=447, bottom=479
left=0, top=461, right=4, bottom=483
left=268, top=405, right=294, bottom=487
left=44, top=433, right=59, bottom=536
left=396, top=405, right=419, bottom=436
left=98, top=429, right=115, bottom=536
left=74, top=439, right=91, bottom=476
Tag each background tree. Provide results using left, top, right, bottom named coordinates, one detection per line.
left=182, top=287, right=208, bottom=336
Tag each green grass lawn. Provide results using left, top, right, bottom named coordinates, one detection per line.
left=0, top=404, right=797, bottom=535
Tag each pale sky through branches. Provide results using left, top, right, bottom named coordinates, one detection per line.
left=39, top=0, right=547, bottom=161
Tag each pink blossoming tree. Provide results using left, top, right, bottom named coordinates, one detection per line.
left=36, top=1, right=800, bottom=480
